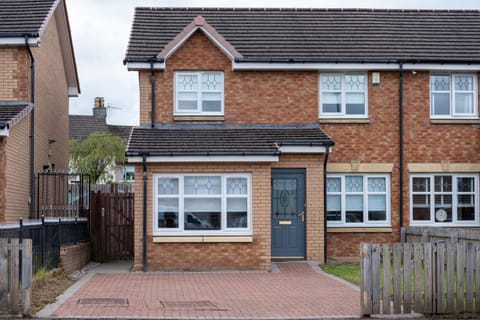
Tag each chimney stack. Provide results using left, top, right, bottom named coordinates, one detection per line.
left=93, top=97, right=106, bottom=119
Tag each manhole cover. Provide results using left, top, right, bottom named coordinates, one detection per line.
left=161, top=300, right=217, bottom=310
left=77, top=298, right=129, bottom=306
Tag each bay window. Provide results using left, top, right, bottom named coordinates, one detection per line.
left=154, top=174, right=251, bottom=235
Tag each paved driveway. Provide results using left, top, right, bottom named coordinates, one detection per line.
left=41, top=261, right=360, bottom=319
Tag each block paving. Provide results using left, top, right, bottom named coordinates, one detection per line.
left=51, top=262, right=360, bottom=319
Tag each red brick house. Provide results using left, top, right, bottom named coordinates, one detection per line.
left=0, top=0, right=80, bottom=222
left=124, top=8, right=480, bottom=270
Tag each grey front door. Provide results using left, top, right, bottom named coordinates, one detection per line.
left=271, top=169, right=306, bottom=259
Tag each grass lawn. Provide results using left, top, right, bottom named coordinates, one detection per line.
left=320, top=263, right=361, bottom=286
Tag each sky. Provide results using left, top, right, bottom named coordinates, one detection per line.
left=66, top=0, right=480, bottom=126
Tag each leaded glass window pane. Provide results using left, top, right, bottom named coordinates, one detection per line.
left=345, top=74, right=365, bottom=91
left=158, top=178, right=179, bottom=195
left=184, top=176, right=221, bottom=195
left=435, top=176, right=452, bottom=192
left=455, top=75, right=473, bottom=91
left=202, top=72, right=223, bottom=91
left=346, top=176, right=363, bottom=192
left=432, top=75, right=450, bottom=91
left=321, top=75, right=342, bottom=91
left=177, top=74, right=198, bottom=91
left=458, top=177, right=474, bottom=192
left=368, top=178, right=386, bottom=192
left=412, top=177, right=430, bottom=192
left=227, top=178, right=248, bottom=195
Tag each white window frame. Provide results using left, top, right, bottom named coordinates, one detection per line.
left=430, top=73, right=478, bottom=119
left=153, top=173, right=252, bottom=236
left=326, top=174, right=391, bottom=227
left=319, top=72, right=368, bottom=118
left=410, top=173, right=479, bottom=226
left=174, top=71, right=224, bottom=116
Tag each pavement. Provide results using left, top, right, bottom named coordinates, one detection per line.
left=37, top=261, right=361, bottom=319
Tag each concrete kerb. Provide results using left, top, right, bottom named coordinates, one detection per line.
left=307, top=261, right=360, bottom=292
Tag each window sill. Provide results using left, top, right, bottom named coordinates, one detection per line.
left=327, top=227, right=392, bottom=233
left=174, top=115, right=224, bottom=122
left=152, top=236, right=253, bottom=243
left=319, top=118, right=370, bottom=124
left=430, top=119, right=480, bottom=124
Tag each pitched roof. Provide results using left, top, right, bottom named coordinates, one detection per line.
left=69, top=114, right=132, bottom=143
left=0, top=0, right=57, bottom=36
left=126, top=124, right=333, bottom=156
left=125, top=8, right=480, bottom=63
left=0, top=101, right=33, bottom=129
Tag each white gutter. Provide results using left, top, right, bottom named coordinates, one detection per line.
left=0, top=38, right=39, bottom=46
left=0, top=126, right=9, bottom=137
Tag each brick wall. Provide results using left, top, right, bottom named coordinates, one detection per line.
left=133, top=154, right=324, bottom=271
left=0, top=47, right=29, bottom=101
left=32, top=12, right=70, bottom=173
left=60, top=242, right=91, bottom=275
left=139, top=30, right=318, bottom=125
left=5, top=115, right=31, bottom=221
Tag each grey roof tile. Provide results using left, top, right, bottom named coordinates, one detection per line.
left=125, top=8, right=480, bottom=62
left=0, top=0, right=57, bottom=36
left=126, top=124, right=333, bottom=156
left=69, top=115, right=132, bottom=143
left=0, top=101, right=31, bottom=128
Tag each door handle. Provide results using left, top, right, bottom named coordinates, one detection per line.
left=298, top=211, right=305, bottom=222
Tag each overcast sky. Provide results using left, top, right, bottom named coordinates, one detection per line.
left=66, top=0, right=480, bottom=125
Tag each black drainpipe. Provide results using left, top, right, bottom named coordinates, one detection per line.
left=150, top=61, right=156, bottom=128
left=323, top=145, right=331, bottom=263
left=142, top=154, right=148, bottom=272
left=25, top=35, right=35, bottom=219
left=399, top=63, right=404, bottom=228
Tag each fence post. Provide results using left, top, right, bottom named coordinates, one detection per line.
left=22, top=239, right=32, bottom=315
left=41, top=215, right=46, bottom=269
left=74, top=217, right=78, bottom=245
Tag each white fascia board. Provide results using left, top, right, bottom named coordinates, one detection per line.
left=279, top=146, right=328, bottom=153
left=233, top=62, right=480, bottom=71
left=232, top=62, right=399, bottom=71
left=126, top=62, right=166, bottom=71
left=402, top=64, right=480, bottom=71
left=0, top=37, right=40, bottom=46
left=0, top=127, right=9, bottom=137
left=128, top=155, right=279, bottom=163
left=68, top=86, right=79, bottom=97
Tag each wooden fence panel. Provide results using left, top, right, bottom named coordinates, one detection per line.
left=446, top=243, right=456, bottom=313
left=0, top=239, right=32, bottom=316
left=393, top=244, right=402, bottom=314
left=465, top=243, right=475, bottom=313
left=457, top=243, right=465, bottom=313
left=414, top=243, right=424, bottom=313
left=382, top=244, right=391, bottom=315
left=361, top=242, right=480, bottom=317
left=403, top=243, right=413, bottom=313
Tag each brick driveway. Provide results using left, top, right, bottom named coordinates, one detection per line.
left=48, top=262, right=360, bottom=319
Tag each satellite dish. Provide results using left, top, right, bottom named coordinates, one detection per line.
left=435, top=209, right=448, bottom=222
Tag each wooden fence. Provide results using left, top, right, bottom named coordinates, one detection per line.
left=90, top=191, right=134, bottom=262
left=402, top=226, right=480, bottom=244
left=0, top=238, right=32, bottom=316
left=361, top=242, right=480, bottom=317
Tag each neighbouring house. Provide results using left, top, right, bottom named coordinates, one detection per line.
left=0, top=0, right=80, bottom=222
left=69, top=97, right=134, bottom=183
left=124, top=8, right=480, bottom=270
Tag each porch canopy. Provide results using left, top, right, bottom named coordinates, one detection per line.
left=126, top=123, right=334, bottom=163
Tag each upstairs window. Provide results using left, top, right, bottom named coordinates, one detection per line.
left=430, top=74, right=478, bottom=118
left=175, top=71, right=224, bottom=115
left=320, top=73, right=368, bottom=118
